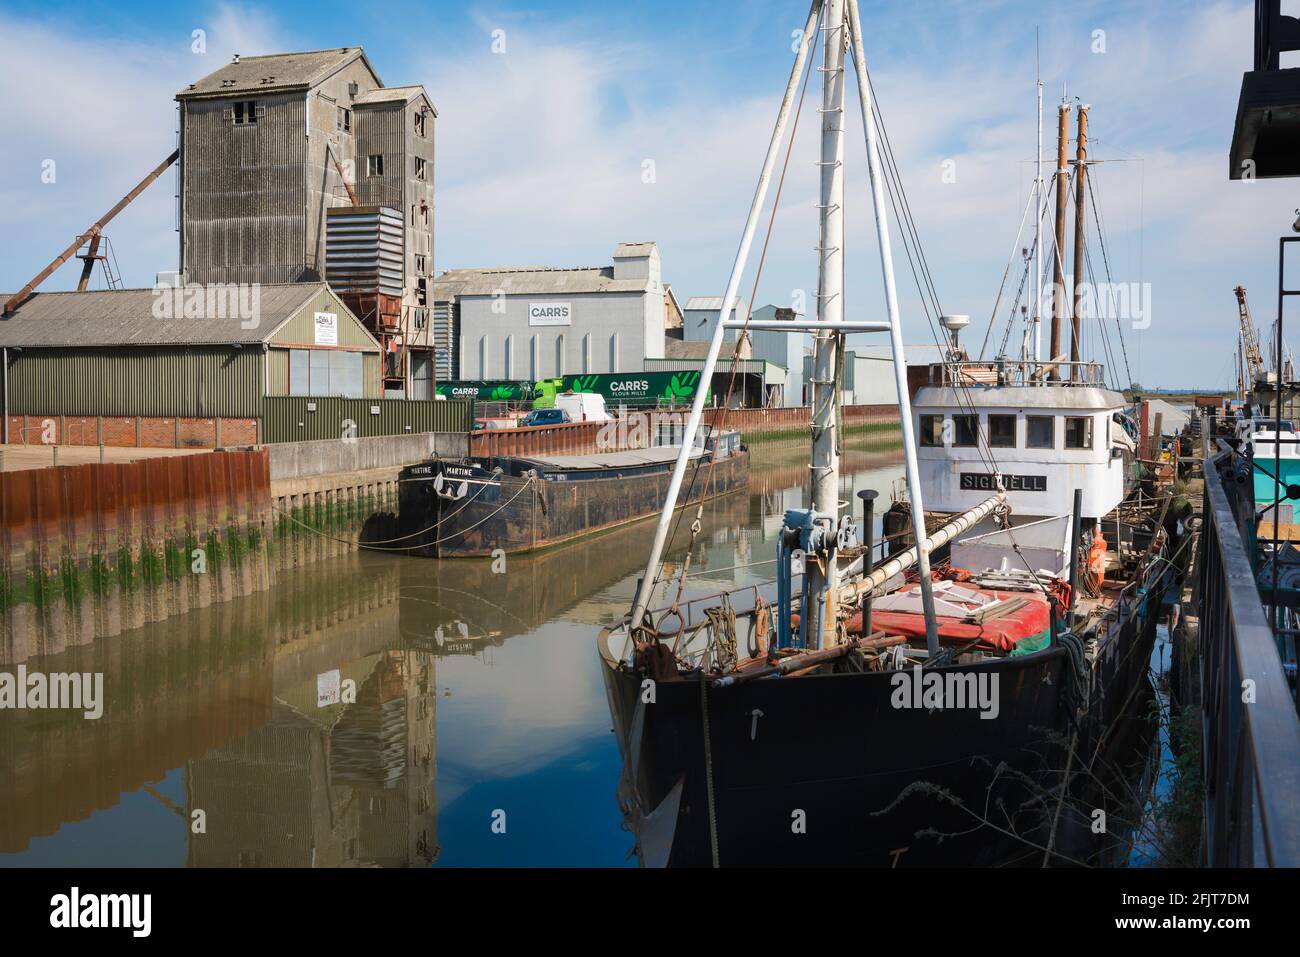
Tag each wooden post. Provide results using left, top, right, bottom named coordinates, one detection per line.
left=1050, top=101, right=1071, bottom=381
left=1071, top=105, right=1089, bottom=381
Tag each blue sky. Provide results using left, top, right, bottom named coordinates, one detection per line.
left=0, top=0, right=1292, bottom=388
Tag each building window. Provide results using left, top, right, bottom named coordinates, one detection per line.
left=582, top=334, right=592, bottom=374
left=415, top=157, right=427, bottom=181
left=503, top=335, right=513, bottom=379
left=953, top=414, right=979, bottom=447
left=988, top=414, right=1016, bottom=448
left=1065, top=416, right=1093, bottom=450
left=609, top=333, right=619, bottom=373
left=919, top=414, right=944, bottom=447
left=415, top=254, right=426, bottom=276
left=287, top=348, right=362, bottom=397
left=555, top=334, right=565, bottom=377
left=233, top=101, right=258, bottom=126
left=337, top=107, right=351, bottom=132
left=366, top=154, right=384, bottom=176
left=530, top=336, right=539, bottom=380
left=421, top=204, right=430, bottom=227
left=410, top=204, right=416, bottom=226
left=1026, top=415, right=1055, bottom=449
left=414, top=111, right=427, bottom=137
left=479, top=335, right=490, bottom=378
left=413, top=308, right=427, bottom=331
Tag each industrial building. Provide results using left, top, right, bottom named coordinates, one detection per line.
left=433, top=243, right=669, bottom=381
left=176, top=48, right=438, bottom=397
left=0, top=283, right=383, bottom=447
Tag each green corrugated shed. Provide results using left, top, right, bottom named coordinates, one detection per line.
left=1, top=282, right=385, bottom=417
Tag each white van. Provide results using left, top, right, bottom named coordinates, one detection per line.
left=553, top=391, right=611, bottom=422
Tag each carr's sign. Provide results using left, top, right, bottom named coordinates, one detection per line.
left=314, top=311, right=338, bottom=345
left=528, top=302, right=572, bottom=326
left=960, top=472, right=1047, bottom=492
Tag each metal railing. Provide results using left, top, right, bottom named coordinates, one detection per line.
left=1197, top=449, right=1300, bottom=865
left=926, top=359, right=1106, bottom=388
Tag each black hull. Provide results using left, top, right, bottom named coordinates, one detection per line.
left=601, top=573, right=1164, bottom=867
left=399, top=450, right=750, bottom=558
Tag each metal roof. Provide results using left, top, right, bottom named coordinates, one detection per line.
left=0, top=283, right=358, bottom=348
left=683, top=296, right=749, bottom=314
left=176, top=48, right=378, bottom=100
left=433, top=266, right=650, bottom=298
left=613, top=243, right=657, bottom=258
left=353, top=84, right=438, bottom=115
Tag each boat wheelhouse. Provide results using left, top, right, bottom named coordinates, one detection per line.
left=913, top=358, right=1130, bottom=523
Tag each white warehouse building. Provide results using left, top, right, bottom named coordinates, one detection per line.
left=433, top=243, right=668, bottom=381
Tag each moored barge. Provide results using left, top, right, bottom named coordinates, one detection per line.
left=397, top=430, right=748, bottom=557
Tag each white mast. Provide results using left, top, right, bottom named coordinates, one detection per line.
left=627, top=0, right=823, bottom=630
left=807, top=0, right=848, bottom=648
left=846, top=0, right=939, bottom=653
left=626, top=0, right=940, bottom=656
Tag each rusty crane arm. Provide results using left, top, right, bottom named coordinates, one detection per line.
left=3, top=148, right=180, bottom=315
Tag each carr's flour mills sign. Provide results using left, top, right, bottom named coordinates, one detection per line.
left=528, top=302, right=572, bottom=326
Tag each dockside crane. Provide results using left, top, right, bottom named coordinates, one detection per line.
left=1235, top=285, right=1267, bottom=388
left=3, top=149, right=179, bottom=316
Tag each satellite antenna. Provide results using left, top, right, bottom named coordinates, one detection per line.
left=940, top=314, right=970, bottom=357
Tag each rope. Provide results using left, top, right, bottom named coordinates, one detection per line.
left=273, top=475, right=535, bottom=552
left=699, top=670, right=721, bottom=868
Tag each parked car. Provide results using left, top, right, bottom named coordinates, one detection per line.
left=522, top=408, right=572, bottom=427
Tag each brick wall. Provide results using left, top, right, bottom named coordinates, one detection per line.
left=5, top=415, right=259, bottom=449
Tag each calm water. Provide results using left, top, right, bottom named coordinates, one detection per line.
left=0, top=439, right=906, bottom=867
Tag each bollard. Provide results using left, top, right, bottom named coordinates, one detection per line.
left=857, top=488, right=879, bottom=637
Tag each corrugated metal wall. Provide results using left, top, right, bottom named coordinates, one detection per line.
left=355, top=103, right=407, bottom=209
left=181, top=93, right=309, bottom=285
left=8, top=347, right=263, bottom=417
left=261, top=396, right=472, bottom=442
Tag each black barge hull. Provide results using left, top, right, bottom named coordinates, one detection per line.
left=399, top=449, right=750, bottom=558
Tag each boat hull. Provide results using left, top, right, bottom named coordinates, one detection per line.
left=399, top=450, right=750, bottom=557
left=601, top=567, right=1164, bottom=867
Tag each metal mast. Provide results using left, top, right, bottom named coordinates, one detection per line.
left=845, top=0, right=939, bottom=653
left=807, top=0, right=848, bottom=646
left=1049, top=99, right=1071, bottom=379
left=1070, top=105, right=1089, bottom=380
left=627, top=0, right=823, bottom=630
left=1034, top=44, right=1044, bottom=363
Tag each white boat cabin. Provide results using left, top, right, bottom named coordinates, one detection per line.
left=912, top=360, right=1128, bottom=522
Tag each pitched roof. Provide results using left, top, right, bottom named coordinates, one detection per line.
left=353, top=84, right=438, bottom=115
left=176, top=48, right=379, bottom=100
left=0, top=283, right=354, bottom=347
left=683, top=296, right=750, bottom=314
left=433, top=266, right=651, bottom=298
left=613, top=242, right=657, bottom=258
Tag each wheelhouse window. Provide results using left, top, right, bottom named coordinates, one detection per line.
left=1026, top=415, right=1055, bottom=449
left=919, top=414, right=944, bottom=447
left=1065, top=416, right=1094, bottom=450
left=988, top=414, right=1016, bottom=448
left=953, top=414, right=979, bottom=447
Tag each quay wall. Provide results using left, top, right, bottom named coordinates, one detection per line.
left=1, top=450, right=272, bottom=664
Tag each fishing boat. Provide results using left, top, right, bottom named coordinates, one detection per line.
left=597, top=0, right=1182, bottom=867
left=395, top=429, right=748, bottom=558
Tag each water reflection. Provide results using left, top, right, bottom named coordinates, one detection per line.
left=0, top=439, right=904, bottom=867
